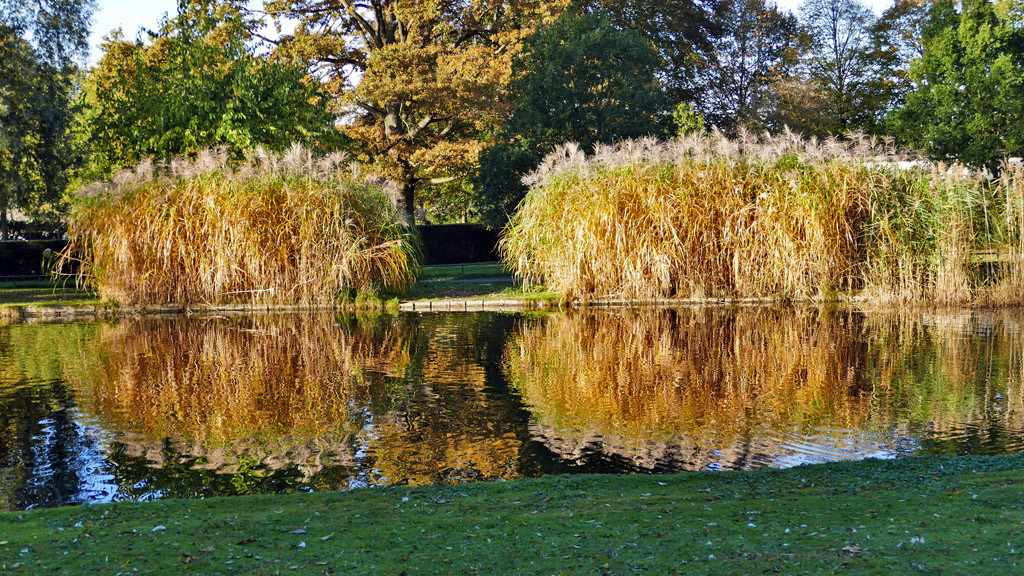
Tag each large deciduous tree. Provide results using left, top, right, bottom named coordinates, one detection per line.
left=268, top=0, right=566, bottom=218
left=799, top=0, right=878, bottom=133
left=0, top=0, right=95, bottom=240
left=868, top=0, right=930, bottom=116
left=699, top=0, right=803, bottom=134
left=892, top=0, right=1024, bottom=169
left=475, top=7, right=671, bottom=226
left=82, top=0, right=337, bottom=179
left=579, top=0, right=718, bottom=104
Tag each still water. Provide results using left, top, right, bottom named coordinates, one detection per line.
left=1, top=308, right=1022, bottom=510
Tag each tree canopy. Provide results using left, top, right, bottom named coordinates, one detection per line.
left=475, top=7, right=671, bottom=225
left=699, top=0, right=803, bottom=134
left=0, top=0, right=95, bottom=240
left=892, top=0, right=1024, bottom=168
left=268, top=0, right=566, bottom=217
left=80, top=0, right=338, bottom=179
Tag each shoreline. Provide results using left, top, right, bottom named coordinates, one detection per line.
left=5, top=293, right=1024, bottom=323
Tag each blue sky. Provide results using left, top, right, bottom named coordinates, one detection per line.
left=88, top=0, right=897, bottom=65
left=90, top=0, right=178, bottom=59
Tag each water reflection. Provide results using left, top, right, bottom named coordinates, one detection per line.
left=1, top=313, right=527, bottom=509
left=508, top=308, right=1024, bottom=470
left=2, top=308, right=1024, bottom=510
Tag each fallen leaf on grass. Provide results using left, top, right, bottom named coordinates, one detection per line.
left=290, top=529, right=307, bottom=534
left=236, top=539, right=256, bottom=545
left=842, top=546, right=863, bottom=554
left=200, top=546, right=215, bottom=552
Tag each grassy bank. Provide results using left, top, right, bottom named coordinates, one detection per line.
left=0, top=280, right=100, bottom=308
left=504, top=135, right=1024, bottom=304
left=406, top=262, right=558, bottom=302
left=2, top=454, right=1022, bottom=574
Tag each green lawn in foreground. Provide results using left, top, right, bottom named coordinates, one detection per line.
left=2, top=455, right=1022, bottom=575
left=0, top=281, right=100, bottom=308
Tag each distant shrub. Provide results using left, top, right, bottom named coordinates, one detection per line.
left=59, top=146, right=421, bottom=306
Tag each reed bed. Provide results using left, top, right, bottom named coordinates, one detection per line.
left=503, top=133, right=1024, bottom=303
left=58, top=146, right=421, bottom=307
left=505, top=308, right=1024, bottom=452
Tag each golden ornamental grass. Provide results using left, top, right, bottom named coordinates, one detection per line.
left=58, top=146, right=421, bottom=306
left=504, top=133, right=1024, bottom=304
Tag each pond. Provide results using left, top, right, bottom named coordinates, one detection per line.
left=1, top=307, right=1022, bottom=510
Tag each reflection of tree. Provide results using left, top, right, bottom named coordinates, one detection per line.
left=367, top=313, right=527, bottom=486
left=508, top=308, right=1024, bottom=470
left=0, top=323, right=110, bottom=511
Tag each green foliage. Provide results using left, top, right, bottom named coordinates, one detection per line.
left=673, top=102, right=706, bottom=136
left=0, top=0, right=95, bottom=67
left=892, top=0, right=1024, bottom=169
left=0, top=0, right=95, bottom=240
left=80, top=0, right=341, bottom=180
left=475, top=7, right=671, bottom=226
left=579, top=0, right=718, bottom=104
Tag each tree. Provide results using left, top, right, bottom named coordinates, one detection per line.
left=0, top=0, right=95, bottom=240
left=0, top=0, right=94, bottom=67
left=268, top=0, right=565, bottom=219
left=868, top=0, right=930, bottom=116
left=475, top=8, right=671, bottom=225
left=81, top=0, right=338, bottom=179
left=892, top=0, right=1024, bottom=168
left=579, top=0, right=719, bottom=104
left=699, top=0, right=803, bottom=134
left=799, top=0, right=878, bottom=133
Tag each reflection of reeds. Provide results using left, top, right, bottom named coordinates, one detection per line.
left=70, top=314, right=410, bottom=443
left=58, top=313, right=524, bottom=486
left=59, top=146, right=421, bottom=306
left=507, top=308, right=1024, bottom=447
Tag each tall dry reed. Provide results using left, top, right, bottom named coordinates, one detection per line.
left=504, top=133, right=1024, bottom=304
left=58, top=146, right=421, bottom=306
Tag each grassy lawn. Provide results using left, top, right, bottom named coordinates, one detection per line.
left=0, top=280, right=101, bottom=308
left=418, top=262, right=510, bottom=281
left=410, top=262, right=558, bottom=302
left=2, top=454, right=1022, bottom=574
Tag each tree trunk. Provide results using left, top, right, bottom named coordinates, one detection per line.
left=401, top=180, right=416, bottom=221
left=0, top=209, right=8, bottom=242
